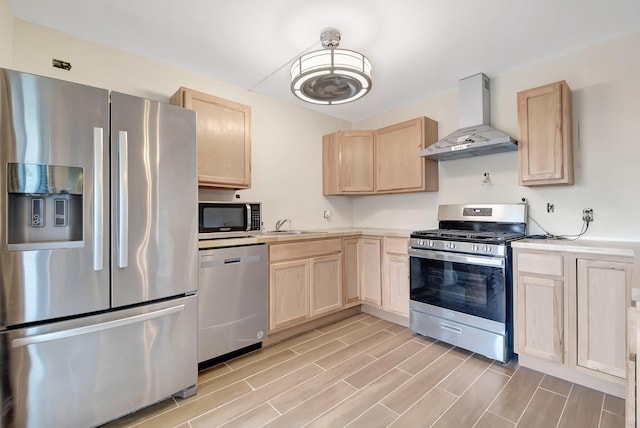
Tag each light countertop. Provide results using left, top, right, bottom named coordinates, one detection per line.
left=512, top=238, right=640, bottom=258
left=199, top=228, right=413, bottom=249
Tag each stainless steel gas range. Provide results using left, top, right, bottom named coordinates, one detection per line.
left=409, top=204, right=527, bottom=362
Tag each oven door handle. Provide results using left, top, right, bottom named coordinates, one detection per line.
left=408, top=248, right=505, bottom=268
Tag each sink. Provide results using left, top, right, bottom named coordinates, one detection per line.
left=262, top=230, right=324, bottom=236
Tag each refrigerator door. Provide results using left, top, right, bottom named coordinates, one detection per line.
left=0, top=69, right=110, bottom=327
left=0, top=295, right=197, bottom=428
left=110, top=92, right=198, bottom=306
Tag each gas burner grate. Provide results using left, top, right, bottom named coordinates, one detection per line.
left=411, top=229, right=525, bottom=244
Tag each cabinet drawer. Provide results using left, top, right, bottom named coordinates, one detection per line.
left=517, top=251, right=563, bottom=276
left=384, top=237, right=408, bottom=255
left=270, top=239, right=341, bottom=262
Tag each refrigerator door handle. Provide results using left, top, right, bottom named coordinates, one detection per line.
left=11, top=304, right=185, bottom=348
left=93, top=127, right=104, bottom=271
left=118, top=130, right=129, bottom=268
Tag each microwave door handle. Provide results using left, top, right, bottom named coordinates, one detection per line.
left=118, top=131, right=129, bottom=268
left=246, top=204, right=251, bottom=231
left=93, top=127, right=104, bottom=271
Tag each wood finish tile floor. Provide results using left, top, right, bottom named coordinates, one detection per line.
left=104, top=314, right=625, bottom=428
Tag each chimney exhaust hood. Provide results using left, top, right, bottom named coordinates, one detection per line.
left=420, top=73, right=517, bottom=161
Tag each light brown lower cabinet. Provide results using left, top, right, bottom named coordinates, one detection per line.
left=343, top=236, right=409, bottom=318
left=269, top=260, right=309, bottom=330
left=576, top=259, right=631, bottom=378
left=382, top=237, right=409, bottom=316
left=515, top=273, right=565, bottom=363
left=513, top=245, right=635, bottom=397
left=627, top=290, right=640, bottom=427
left=310, top=255, right=343, bottom=318
left=342, top=238, right=361, bottom=306
left=268, top=239, right=342, bottom=332
left=358, top=238, right=382, bottom=306
left=269, top=235, right=411, bottom=334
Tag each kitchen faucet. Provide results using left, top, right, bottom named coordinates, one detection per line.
left=275, top=218, right=290, bottom=231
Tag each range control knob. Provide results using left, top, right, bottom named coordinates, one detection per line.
left=419, top=240, right=425, bottom=246
left=429, top=240, right=435, bottom=247
left=447, top=242, right=456, bottom=249
left=484, top=246, right=492, bottom=253
left=472, top=244, right=479, bottom=252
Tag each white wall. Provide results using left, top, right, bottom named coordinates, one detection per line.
left=0, top=0, right=12, bottom=67
left=8, top=18, right=355, bottom=231
left=353, top=32, right=640, bottom=241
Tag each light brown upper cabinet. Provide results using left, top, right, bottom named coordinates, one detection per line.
left=517, top=81, right=573, bottom=186
left=375, top=117, right=439, bottom=193
left=322, top=116, right=438, bottom=195
left=323, top=131, right=375, bottom=194
left=171, top=87, right=251, bottom=189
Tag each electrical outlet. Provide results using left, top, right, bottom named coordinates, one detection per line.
left=582, top=208, right=594, bottom=223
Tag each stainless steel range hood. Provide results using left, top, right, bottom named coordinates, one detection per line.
left=420, top=73, right=517, bottom=161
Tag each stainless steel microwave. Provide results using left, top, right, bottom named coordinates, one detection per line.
left=198, top=201, right=262, bottom=239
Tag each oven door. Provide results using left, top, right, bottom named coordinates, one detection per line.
left=409, top=248, right=507, bottom=325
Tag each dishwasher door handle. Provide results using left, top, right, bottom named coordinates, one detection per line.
left=200, top=254, right=262, bottom=268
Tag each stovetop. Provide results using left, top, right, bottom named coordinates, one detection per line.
left=410, top=228, right=526, bottom=244
left=409, top=204, right=528, bottom=256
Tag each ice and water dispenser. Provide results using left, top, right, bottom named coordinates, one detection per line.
left=7, top=162, right=83, bottom=250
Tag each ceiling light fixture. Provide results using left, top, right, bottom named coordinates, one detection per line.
left=290, top=28, right=372, bottom=105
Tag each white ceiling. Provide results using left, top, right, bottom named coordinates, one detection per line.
left=9, top=0, right=640, bottom=122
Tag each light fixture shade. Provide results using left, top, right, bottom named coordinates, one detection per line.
left=290, top=35, right=372, bottom=105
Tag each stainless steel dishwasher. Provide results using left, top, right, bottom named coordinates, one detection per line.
left=198, top=243, right=268, bottom=364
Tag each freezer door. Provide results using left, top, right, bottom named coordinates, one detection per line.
left=0, top=69, right=110, bottom=326
left=0, top=295, right=197, bottom=428
left=110, top=92, right=198, bottom=306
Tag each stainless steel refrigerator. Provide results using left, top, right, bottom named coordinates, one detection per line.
left=0, top=69, right=199, bottom=427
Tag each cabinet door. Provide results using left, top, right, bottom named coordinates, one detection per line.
left=375, top=117, right=438, bottom=193
left=322, top=132, right=341, bottom=195
left=310, top=255, right=343, bottom=318
left=359, top=238, right=382, bottom=306
left=517, top=81, right=573, bottom=186
left=269, top=260, right=309, bottom=331
left=171, top=88, right=251, bottom=189
left=341, top=131, right=375, bottom=192
left=322, top=131, right=374, bottom=195
left=515, top=274, right=564, bottom=363
left=343, top=238, right=360, bottom=305
left=383, top=254, right=409, bottom=316
left=577, top=259, right=631, bottom=379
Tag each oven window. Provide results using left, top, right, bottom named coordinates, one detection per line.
left=410, top=256, right=506, bottom=322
